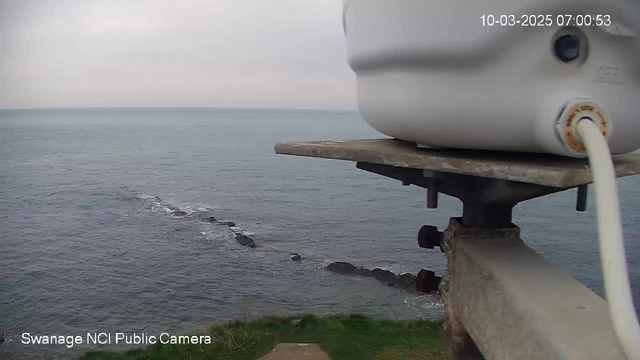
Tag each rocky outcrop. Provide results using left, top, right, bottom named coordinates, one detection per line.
left=234, top=233, right=256, bottom=248
left=202, top=214, right=253, bottom=248
left=325, top=261, right=440, bottom=294
left=159, top=207, right=249, bottom=248
left=397, top=273, right=417, bottom=288
left=200, top=215, right=234, bottom=227
left=326, top=262, right=369, bottom=276
left=164, top=204, right=188, bottom=217
left=370, top=268, right=398, bottom=284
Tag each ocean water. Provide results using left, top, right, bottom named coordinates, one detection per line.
left=0, top=108, right=638, bottom=359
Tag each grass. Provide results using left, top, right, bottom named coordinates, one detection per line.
left=80, top=314, right=447, bottom=360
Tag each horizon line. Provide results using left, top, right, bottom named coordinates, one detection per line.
left=0, top=105, right=359, bottom=112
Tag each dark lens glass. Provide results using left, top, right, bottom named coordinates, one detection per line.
left=554, top=34, right=581, bottom=63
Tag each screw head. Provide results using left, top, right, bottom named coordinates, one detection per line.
left=418, top=225, right=442, bottom=249
left=416, top=269, right=442, bottom=293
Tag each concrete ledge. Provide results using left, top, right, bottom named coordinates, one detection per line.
left=442, top=218, right=626, bottom=360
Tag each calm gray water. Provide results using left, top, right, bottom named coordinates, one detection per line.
left=1, top=108, right=639, bottom=359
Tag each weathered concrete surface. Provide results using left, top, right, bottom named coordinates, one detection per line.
left=260, top=343, right=330, bottom=360
left=275, top=139, right=640, bottom=188
left=441, top=218, right=627, bottom=360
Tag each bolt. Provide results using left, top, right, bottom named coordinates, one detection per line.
left=576, top=185, right=588, bottom=212
left=427, top=178, right=439, bottom=208
left=418, top=225, right=443, bottom=249
left=416, top=269, right=442, bottom=293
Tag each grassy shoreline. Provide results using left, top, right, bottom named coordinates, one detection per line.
left=80, top=314, right=446, bottom=360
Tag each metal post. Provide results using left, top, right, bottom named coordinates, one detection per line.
left=427, top=177, right=439, bottom=209
left=576, top=185, right=588, bottom=212
left=461, top=203, right=513, bottom=228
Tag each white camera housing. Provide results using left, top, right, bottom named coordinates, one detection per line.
left=343, top=0, right=640, bottom=157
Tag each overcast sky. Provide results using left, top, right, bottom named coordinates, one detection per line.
left=0, top=0, right=356, bottom=109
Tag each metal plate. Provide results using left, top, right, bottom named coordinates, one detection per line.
left=275, top=139, right=640, bottom=188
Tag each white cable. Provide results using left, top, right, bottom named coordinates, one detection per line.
left=577, top=119, right=640, bottom=360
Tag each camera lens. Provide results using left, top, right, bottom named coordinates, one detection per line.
left=554, top=34, right=581, bottom=63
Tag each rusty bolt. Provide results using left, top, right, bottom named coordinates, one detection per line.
left=418, top=225, right=443, bottom=249
left=416, top=269, right=442, bottom=293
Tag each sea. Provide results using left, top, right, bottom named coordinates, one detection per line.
left=1, top=108, right=639, bottom=359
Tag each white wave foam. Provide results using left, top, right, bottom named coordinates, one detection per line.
left=403, top=295, right=445, bottom=309
left=198, top=227, right=233, bottom=242
left=137, top=193, right=219, bottom=217
left=137, top=193, right=157, bottom=200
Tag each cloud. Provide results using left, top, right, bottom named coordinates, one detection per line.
left=87, top=16, right=159, bottom=35
left=0, top=0, right=356, bottom=109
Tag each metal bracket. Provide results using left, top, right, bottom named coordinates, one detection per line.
left=355, top=161, right=627, bottom=359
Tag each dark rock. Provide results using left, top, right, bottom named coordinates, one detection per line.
left=171, top=210, right=187, bottom=217
left=371, top=268, right=398, bottom=284
left=205, top=216, right=217, bottom=223
left=234, top=233, right=256, bottom=248
left=396, top=273, right=417, bottom=288
left=326, top=261, right=360, bottom=275
left=218, top=221, right=236, bottom=227
left=0, top=331, right=4, bottom=343
left=325, top=262, right=379, bottom=277
left=290, top=253, right=302, bottom=261
left=326, top=261, right=436, bottom=295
